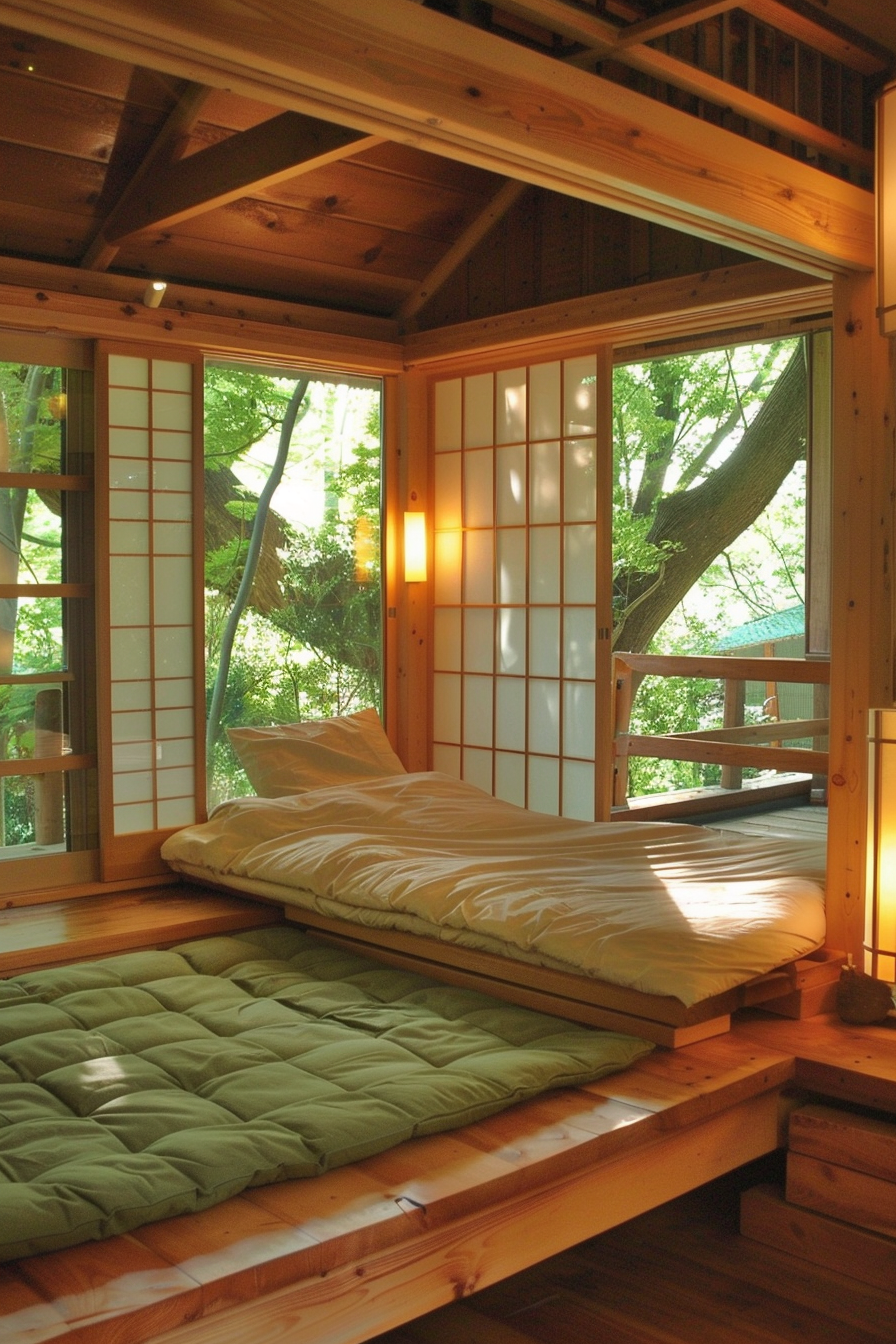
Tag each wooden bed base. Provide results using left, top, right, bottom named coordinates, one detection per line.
left=283, top=904, right=844, bottom=1048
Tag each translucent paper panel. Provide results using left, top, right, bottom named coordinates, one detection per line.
left=110, top=628, right=150, bottom=682
left=463, top=675, right=493, bottom=747
left=564, top=354, right=597, bottom=435
left=109, top=354, right=149, bottom=387
left=529, top=606, right=560, bottom=678
left=496, top=444, right=526, bottom=524
left=434, top=531, right=462, bottom=604
left=564, top=607, right=596, bottom=680
left=463, top=373, right=494, bottom=448
left=109, top=428, right=149, bottom=458
left=157, top=796, right=196, bottom=828
left=432, top=742, right=461, bottom=777
left=495, top=676, right=526, bottom=750
left=153, top=522, right=192, bottom=555
left=111, top=679, right=151, bottom=712
left=109, top=458, right=149, bottom=490
left=529, top=361, right=560, bottom=441
left=497, top=529, right=526, bottom=604
left=108, top=387, right=149, bottom=428
left=564, top=439, right=596, bottom=522
left=494, top=751, right=525, bottom=807
left=528, top=754, right=559, bottom=815
left=434, top=608, right=462, bottom=671
left=153, top=360, right=192, bottom=392
left=152, top=390, right=192, bottom=431
left=109, top=557, right=150, bottom=626
left=463, top=530, right=494, bottom=605
left=563, top=680, right=595, bottom=758
left=154, top=430, right=192, bottom=460
left=529, top=527, right=560, bottom=604
left=562, top=759, right=594, bottom=821
left=497, top=608, right=526, bottom=675
left=564, top=524, right=596, bottom=604
left=154, top=628, right=193, bottom=679
left=434, top=378, right=462, bottom=452
left=113, top=802, right=154, bottom=833
left=153, top=559, right=192, bottom=625
left=153, top=460, right=191, bottom=492
left=9, top=598, right=63, bottom=672
left=463, top=608, right=494, bottom=674
left=496, top=368, right=527, bottom=445
left=529, top=440, right=561, bottom=524
left=433, top=672, right=461, bottom=742
left=528, top=680, right=560, bottom=757
left=463, top=747, right=493, bottom=792
left=434, top=453, right=462, bottom=529
left=464, top=448, right=494, bottom=527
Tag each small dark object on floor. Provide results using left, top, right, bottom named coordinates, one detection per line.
left=836, top=964, right=894, bottom=1025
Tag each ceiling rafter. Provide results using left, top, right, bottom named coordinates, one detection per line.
left=104, top=111, right=381, bottom=243
left=81, top=80, right=212, bottom=271
left=397, top=178, right=528, bottom=326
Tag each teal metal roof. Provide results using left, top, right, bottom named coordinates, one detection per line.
left=715, top=603, right=805, bottom=651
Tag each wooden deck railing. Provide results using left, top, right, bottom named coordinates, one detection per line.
left=613, top=652, right=831, bottom=813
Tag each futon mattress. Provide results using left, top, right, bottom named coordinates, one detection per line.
left=0, top=926, right=651, bottom=1261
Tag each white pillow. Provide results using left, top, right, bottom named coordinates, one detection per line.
left=227, top=709, right=406, bottom=797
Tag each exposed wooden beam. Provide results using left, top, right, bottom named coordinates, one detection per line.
left=397, top=179, right=528, bottom=326
left=618, top=45, right=874, bottom=173
left=0, top=0, right=874, bottom=275
left=615, top=1, right=739, bottom=48
left=81, top=80, right=211, bottom=271
left=745, top=0, right=890, bottom=75
left=106, top=112, right=379, bottom=242
left=403, top=260, right=830, bottom=365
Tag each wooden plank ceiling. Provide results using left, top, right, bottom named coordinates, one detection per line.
left=0, top=0, right=890, bottom=329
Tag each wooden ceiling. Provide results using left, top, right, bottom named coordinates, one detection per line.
left=0, top=0, right=891, bottom=333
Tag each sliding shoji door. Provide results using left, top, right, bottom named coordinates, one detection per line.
left=431, top=351, right=613, bottom=820
left=98, top=345, right=203, bottom=881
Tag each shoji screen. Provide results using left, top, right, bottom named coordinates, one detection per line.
left=100, top=347, right=201, bottom=879
left=432, top=353, right=612, bottom=820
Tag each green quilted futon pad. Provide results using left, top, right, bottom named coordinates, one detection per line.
left=0, top=926, right=653, bottom=1261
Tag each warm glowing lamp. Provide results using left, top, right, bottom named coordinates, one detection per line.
left=877, top=81, right=896, bottom=336
left=404, top=511, right=427, bottom=583
left=866, top=709, right=896, bottom=982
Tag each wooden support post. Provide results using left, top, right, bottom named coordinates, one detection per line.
left=827, top=272, right=896, bottom=964
left=721, top=676, right=746, bottom=790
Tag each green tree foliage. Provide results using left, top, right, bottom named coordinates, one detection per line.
left=203, top=367, right=382, bottom=807
left=0, top=362, right=67, bottom=843
left=613, top=338, right=808, bottom=799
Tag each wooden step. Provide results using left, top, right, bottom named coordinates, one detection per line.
left=740, top=1182, right=896, bottom=1294
left=0, top=885, right=283, bottom=976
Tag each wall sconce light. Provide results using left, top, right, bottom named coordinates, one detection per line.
left=404, top=511, right=427, bottom=583
left=877, top=81, right=896, bottom=336
left=143, top=279, right=167, bottom=308
left=866, top=709, right=896, bottom=983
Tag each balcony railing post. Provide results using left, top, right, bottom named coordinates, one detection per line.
left=721, top=675, right=746, bottom=790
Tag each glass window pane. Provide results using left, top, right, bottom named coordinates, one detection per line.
left=204, top=364, right=383, bottom=808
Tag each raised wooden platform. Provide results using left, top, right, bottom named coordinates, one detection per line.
left=0, top=893, right=887, bottom=1344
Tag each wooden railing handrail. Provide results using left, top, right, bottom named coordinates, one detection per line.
left=613, top=652, right=830, bottom=684
left=612, top=651, right=830, bottom=811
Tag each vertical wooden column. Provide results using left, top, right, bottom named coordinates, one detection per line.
left=396, top=367, right=432, bottom=771
left=827, top=272, right=896, bottom=963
